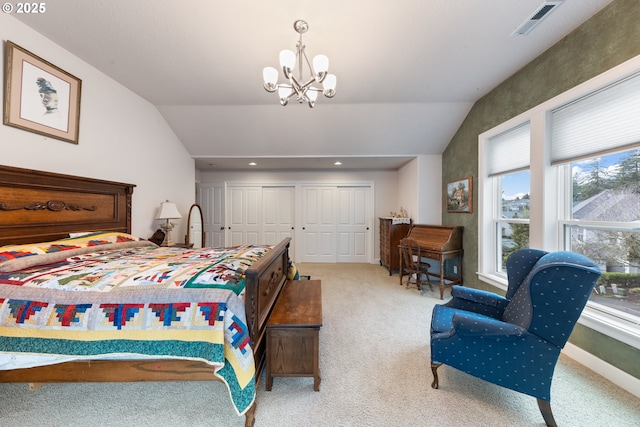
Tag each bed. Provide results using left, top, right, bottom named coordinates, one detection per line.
left=0, top=165, right=292, bottom=427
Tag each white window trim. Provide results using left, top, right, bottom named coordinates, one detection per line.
left=478, top=53, right=640, bottom=351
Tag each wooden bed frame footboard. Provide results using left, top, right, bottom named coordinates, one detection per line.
left=0, top=165, right=291, bottom=427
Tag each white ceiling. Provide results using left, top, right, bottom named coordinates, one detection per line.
left=12, top=0, right=614, bottom=171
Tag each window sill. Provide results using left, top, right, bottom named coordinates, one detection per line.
left=477, top=272, right=508, bottom=292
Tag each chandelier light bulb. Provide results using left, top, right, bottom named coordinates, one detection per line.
left=313, top=55, right=329, bottom=74
left=263, top=20, right=336, bottom=108
left=278, top=86, right=292, bottom=105
left=279, top=50, right=296, bottom=73
left=323, top=74, right=337, bottom=97
left=263, top=67, right=278, bottom=92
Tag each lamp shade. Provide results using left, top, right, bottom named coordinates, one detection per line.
left=263, top=67, right=278, bottom=86
left=323, top=74, right=337, bottom=97
left=323, top=74, right=337, bottom=91
left=313, top=54, right=329, bottom=74
left=279, top=49, right=296, bottom=70
left=156, top=201, right=182, bottom=220
left=278, top=86, right=292, bottom=100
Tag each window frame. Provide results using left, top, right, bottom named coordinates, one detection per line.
left=478, top=54, right=640, bottom=350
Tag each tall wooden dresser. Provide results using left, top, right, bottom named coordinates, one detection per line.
left=379, top=217, right=411, bottom=275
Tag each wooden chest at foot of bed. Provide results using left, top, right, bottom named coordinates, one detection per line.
left=265, top=279, right=322, bottom=391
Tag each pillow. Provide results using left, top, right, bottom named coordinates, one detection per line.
left=68, top=231, right=99, bottom=238
left=287, top=258, right=300, bottom=280
left=0, top=232, right=155, bottom=272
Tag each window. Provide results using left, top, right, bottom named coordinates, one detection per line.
left=498, top=171, right=530, bottom=271
left=479, top=58, right=640, bottom=348
left=483, top=123, right=530, bottom=275
left=561, top=149, right=640, bottom=322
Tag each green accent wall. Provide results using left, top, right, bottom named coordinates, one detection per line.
left=442, top=0, right=640, bottom=379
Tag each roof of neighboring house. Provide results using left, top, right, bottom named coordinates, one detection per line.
left=573, top=189, right=640, bottom=222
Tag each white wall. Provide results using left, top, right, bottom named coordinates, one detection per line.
left=398, top=155, right=442, bottom=224
left=1, top=15, right=195, bottom=240
left=397, top=159, right=419, bottom=220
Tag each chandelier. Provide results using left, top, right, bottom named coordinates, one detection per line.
left=262, top=20, right=336, bottom=108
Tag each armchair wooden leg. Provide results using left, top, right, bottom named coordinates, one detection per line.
left=430, top=362, right=442, bottom=389
left=537, top=399, right=557, bottom=427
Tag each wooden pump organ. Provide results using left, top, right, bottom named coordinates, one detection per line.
left=398, top=224, right=463, bottom=299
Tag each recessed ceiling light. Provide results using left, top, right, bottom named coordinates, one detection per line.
left=249, top=162, right=257, bottom=166
left=334, top=161, right=342, bottom=166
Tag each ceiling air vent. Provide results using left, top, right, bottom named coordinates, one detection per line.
left=511, top=1, right=564, bottom=36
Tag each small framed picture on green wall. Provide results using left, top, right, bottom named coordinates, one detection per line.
left=446, top=176, right=472, bottom=213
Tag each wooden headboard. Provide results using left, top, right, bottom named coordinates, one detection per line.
left=0, top=165, right=135, bottom=246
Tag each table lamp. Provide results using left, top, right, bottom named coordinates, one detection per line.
left=155, top=200, right=182, bottom=246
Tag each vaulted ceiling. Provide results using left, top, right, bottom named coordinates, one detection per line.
left=12, top=0, right=614, bottom=170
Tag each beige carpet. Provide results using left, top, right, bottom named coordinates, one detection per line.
left=1, top=263, right=639, bottom=426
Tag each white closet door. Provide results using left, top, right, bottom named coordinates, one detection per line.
left=301, top=186, right=337, bottom=263
left=198, top=183, right=225, bottom=248
left=336, top=186, right=371, bottom=263
left=228, top=187, right=261, bottom=246
left=262, top=186, right=295, bottom=259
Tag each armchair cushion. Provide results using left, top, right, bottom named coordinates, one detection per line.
left=451, top=310, right=527, bottom=338
left=431, top=305, right=527, bottom=341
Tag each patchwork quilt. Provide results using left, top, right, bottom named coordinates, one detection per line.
left=0, top=232, right=274, bottom=415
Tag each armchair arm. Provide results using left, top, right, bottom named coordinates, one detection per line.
left=446, top=285, right=510, bottom=318
left=452, top=311, right=527, bottom=338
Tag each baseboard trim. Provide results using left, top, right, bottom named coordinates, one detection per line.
left=563, top=342, right=640, bottom=398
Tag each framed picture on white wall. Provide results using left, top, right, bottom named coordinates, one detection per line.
left=3, top=41, right=81, bottom=144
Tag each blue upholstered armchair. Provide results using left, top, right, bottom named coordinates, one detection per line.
left=430, top=249, right=601, bottom=427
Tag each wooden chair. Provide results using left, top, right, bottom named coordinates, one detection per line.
left=399, top=238, right=432, bottom=291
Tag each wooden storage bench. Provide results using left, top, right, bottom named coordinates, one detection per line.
left=265, top=279, right=322, bottom=391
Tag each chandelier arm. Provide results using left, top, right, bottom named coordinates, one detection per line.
left=299, top=78, right=319, bottom=92
left=302, top=51, right=326, bottom=83
left=289, top=75, right=305, bottom=95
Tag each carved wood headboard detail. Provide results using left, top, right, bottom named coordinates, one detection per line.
left=0, top=165, right=135, bottom=246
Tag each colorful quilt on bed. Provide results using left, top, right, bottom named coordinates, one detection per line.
left=0, top=233, right=274, bottom=415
